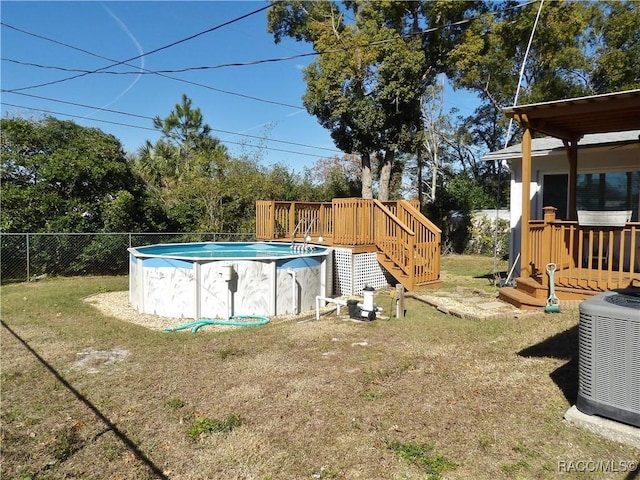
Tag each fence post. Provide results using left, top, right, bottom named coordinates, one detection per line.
left=26, top=233, right=30, bottom=282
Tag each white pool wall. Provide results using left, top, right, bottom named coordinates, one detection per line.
left=128, top=243, right=333, bottom=319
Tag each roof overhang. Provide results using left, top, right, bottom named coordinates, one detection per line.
left=482, top=130, right=640, bottom=162
left=503, top=89, right=640, bottom=141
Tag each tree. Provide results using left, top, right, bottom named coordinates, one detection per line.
left=152, top=93, right=226, bottom=159
left=134, top=95, right=319, bottom=234
left=303, top=154, right=362, bottom=200
left=268, top=1, right=494, bottom=200
left=268, top=1, right=444, bottom=200
left=419, top=81, right=448, bottom=205
left=136, top=94, right=228, bottom=189
left=441, top=1, right=639, bottom=217
left=590, top=1, right=640, bottom=92
left=447, top=0, right=639, bottom=125
left=134, top=94, right=232, bottom=231
left=0, top=116, right=150, bottom=232
left=448, top=1, right=594, bottom=107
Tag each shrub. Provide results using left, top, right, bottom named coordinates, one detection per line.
left=464, top=213, right=509, bottom=259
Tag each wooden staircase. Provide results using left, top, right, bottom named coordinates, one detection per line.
left=376, top=254, right=443, bottom=291
left=498, top=277, right=548, bottom=309
left=372, top=200, right=442, bottom=291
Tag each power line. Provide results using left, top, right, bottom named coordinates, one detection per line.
left=2, top=91, right=340, bottom=154
left=2, top=4, right=272, bottom=93
left=4, top=0, right=539, bottom=82
left=2, top=1, right=538, bottom=102
left=1, top=22, right=303, bottom=110
left=2, top=103, right=156, bottom=132
left=1, top=102, right=339, bottom=160
left=2, top=0, right=539, bottom=152
left=2, top=51, right=323, bottom=75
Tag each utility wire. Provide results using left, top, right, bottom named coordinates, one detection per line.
left=2, top=4, right=272, bottom=93
left=2, top=0, right=540, bottom=160
left=2, top=103, right=156, bottom=131
left=2, top=91, right=340, bottom=153
left=2, top=52, right=324, bottom=75
left=2, top=102, right=338, bottom=160
left=2, top=1, right=537, bottom=88
left=492, top=0, right=545, bottom=282
left=1, top=21, right=303, bottom=110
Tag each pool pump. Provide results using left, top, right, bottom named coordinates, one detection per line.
left=347, top=286, right=380, bottom=321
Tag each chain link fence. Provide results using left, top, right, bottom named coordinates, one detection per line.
left=0, top=232, right=255, bottom=284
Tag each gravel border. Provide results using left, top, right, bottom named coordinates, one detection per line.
left=83, top=291, right=329, bottom=332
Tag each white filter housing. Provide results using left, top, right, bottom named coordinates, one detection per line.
left=362, top=286, right=375, bottom=311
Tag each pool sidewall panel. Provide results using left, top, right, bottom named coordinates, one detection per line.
left=234, top=260, right=272, bottom=317
left=129, top=255, right=141, bottom=311
left=142, top=259, right=195, bottom=318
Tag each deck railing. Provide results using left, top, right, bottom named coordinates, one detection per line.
left=256, top=199, right=441, bottom=288
left=255, top=201, right=332, bottom=242
left=527, top=207, right=639, bottom=291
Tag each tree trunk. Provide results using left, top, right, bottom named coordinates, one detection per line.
left=430, top=149, right=438, bottom=203
left=361, top=152, right=373, bottom=199
left=378, top=149, right=394, bottom=201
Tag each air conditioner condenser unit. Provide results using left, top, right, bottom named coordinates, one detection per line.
left=577, top=288, right=640, bottom=428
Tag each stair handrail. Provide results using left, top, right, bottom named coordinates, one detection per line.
left=396, top=200, right=442, bottom=234
left=372, top=200, right=416, bottom=277
left=397, top=200, right=441, bottom=284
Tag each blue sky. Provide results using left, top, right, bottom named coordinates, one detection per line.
left=1, top=1, right=479, bottom=172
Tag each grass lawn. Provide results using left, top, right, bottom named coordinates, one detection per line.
left=1, top=255, right=637, bottom=479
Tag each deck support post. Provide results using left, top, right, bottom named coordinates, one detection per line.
left=564, top=139, right=579, bottom=221
left=519, top=116, right=532, bottom=280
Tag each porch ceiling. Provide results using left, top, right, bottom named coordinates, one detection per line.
left=503, top=89, right=640, bottom=141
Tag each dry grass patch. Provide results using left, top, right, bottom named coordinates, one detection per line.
left=2, top=260, right=638, bottom=479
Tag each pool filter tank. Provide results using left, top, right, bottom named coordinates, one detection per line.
left=361, top=286, right=376, bottom=320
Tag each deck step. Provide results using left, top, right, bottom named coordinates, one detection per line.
left=515, top=276, right=547, bottom=298
left=502, top=274, right=600, bottom=309
left=498, top=287, right=547, bottom=309
left=414, top=279, right=443, bottom=290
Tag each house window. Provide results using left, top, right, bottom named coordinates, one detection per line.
left=576, top=172, right=640, bottom=221
left=542, top=174, right=568, bottom=219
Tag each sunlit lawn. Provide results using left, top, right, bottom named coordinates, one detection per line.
left=1, top=255, right=637, bottom=479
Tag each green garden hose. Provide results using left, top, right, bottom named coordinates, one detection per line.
left=164, top=315, right=270, bottom=334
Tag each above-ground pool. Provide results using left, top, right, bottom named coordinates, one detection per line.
left=128, top=242, right=333, bottom=319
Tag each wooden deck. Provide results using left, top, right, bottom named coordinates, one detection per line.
left=256, top=199, right=442, bottom=290
left=500, top=207, right=640, bottom=308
